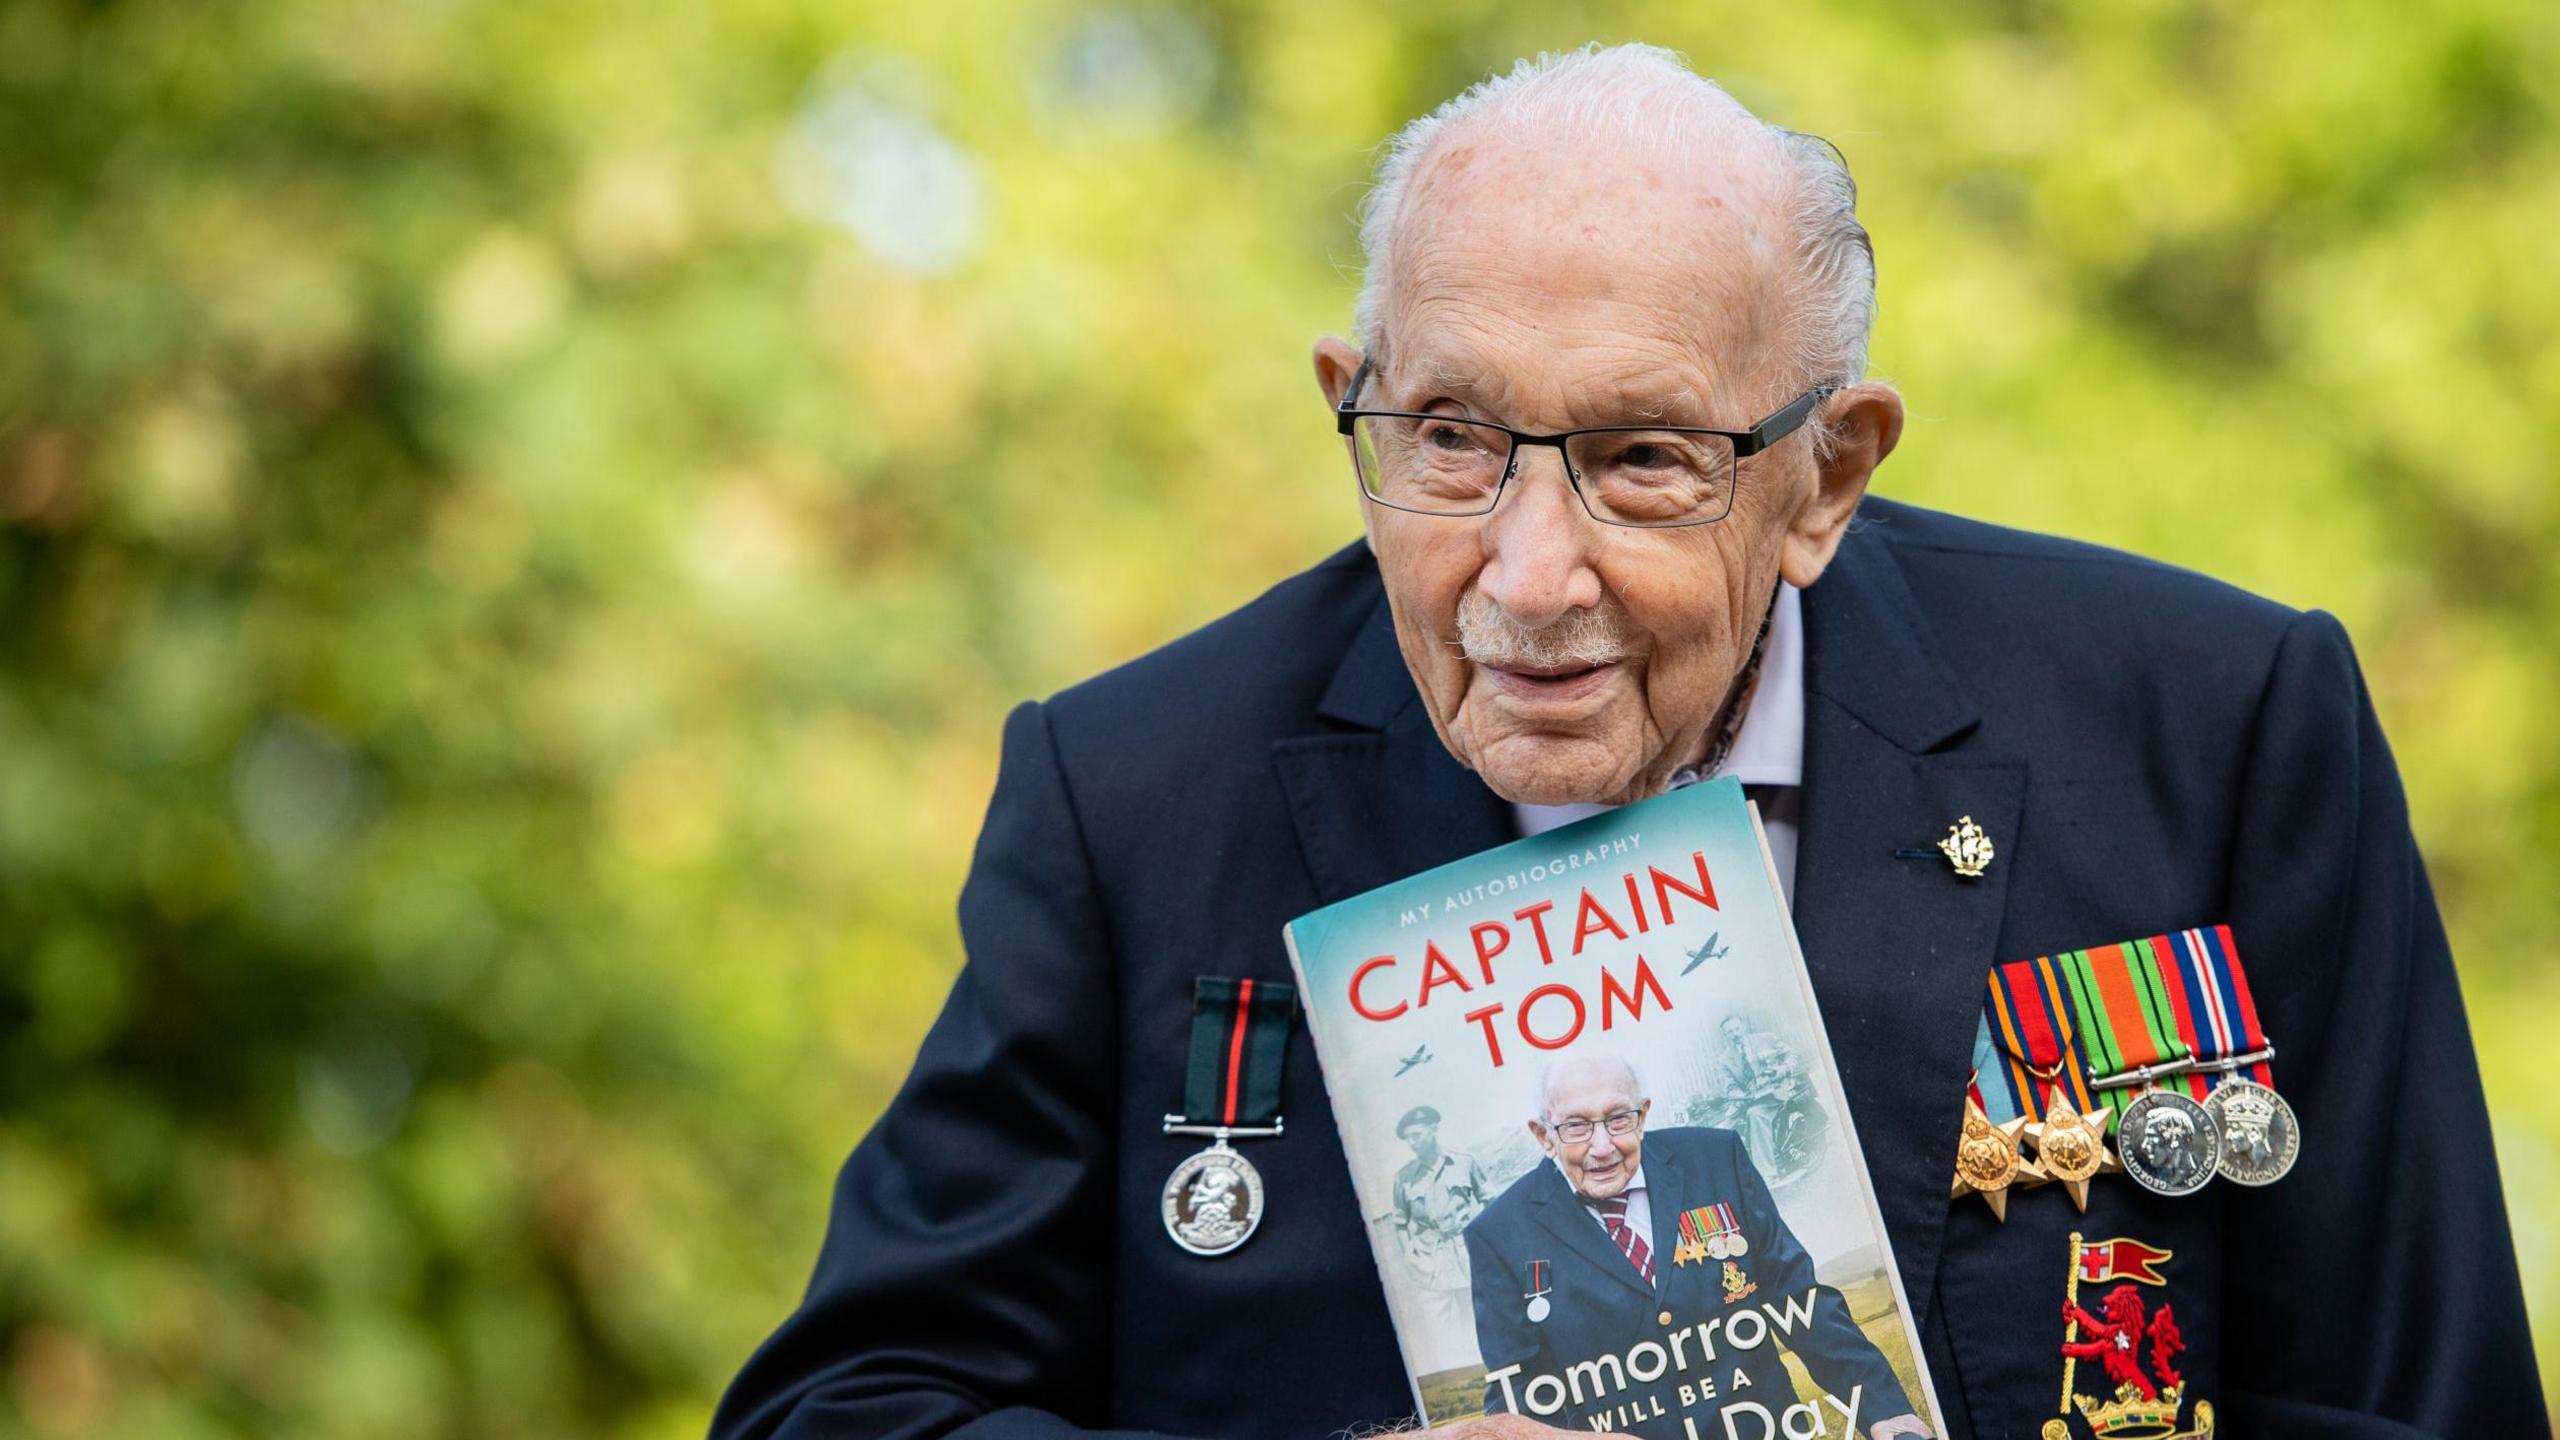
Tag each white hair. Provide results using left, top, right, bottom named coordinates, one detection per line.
left=1352, top=43, right=1875, bottom=451
left=1538, top=1052, right=1647, bottom=1122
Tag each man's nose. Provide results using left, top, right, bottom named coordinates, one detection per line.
left=1477, top=446, right=1603, bottom=631
left=1585, top=1128, right=1618, bottom=1163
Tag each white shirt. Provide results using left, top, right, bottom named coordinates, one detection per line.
left=1513, top=583, right=1806, bottom=903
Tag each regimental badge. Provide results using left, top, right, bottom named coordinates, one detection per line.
left=1160, top=1138, right=1265, bottom=1257
left=1720, top=1258, right=1757, bottom=1305
left=1939, top=815, right=1995, bottom=878
left=2044, top=1233, right=2215, bottom=1440
left=1675, top=1203, right=1747, bottom=1267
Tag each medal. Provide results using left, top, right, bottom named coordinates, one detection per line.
left=2203, top=1076, right=2298, bottom=1186
left=2026, top=1087, right=2120, bottom=1213
left=1950, top=1093, right=2044, bottom=1221
left=2117, top=1088, right=2219, bottom=1197
left=1161, top=975, right=1296, bottom=1257
left=1524, top=1259, right=1552, bottom=1323
left=1676, top=1204, right=1746, bottom=1267
left=2154, top=926, right=2299, bottom=1188
left=1161, top=1135, right=1266, bottom=1256
left=1971, top=924, right=2299, bottom=1210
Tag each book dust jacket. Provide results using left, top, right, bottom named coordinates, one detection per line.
left=1285, top=779, right=1944, bottom=1440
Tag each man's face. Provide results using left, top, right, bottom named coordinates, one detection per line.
left=1533, top=1070, right=1649, bottom=1201
left=1720, top=1016, right=1747, bottom=1047
left=1315, top=129, right=1896, bottom=805
left=2142, top=1113, right=2192, bottom=1166
left=1401, top=1122, right=1438, bottom=1159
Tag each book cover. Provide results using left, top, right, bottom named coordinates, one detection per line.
left=1284, top=778, right=1944, bottom=1440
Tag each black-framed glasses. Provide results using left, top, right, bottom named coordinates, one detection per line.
left=1546, top=1107, right=1645, bottom=1145
left=1334, top=356, right=1835, bottom=528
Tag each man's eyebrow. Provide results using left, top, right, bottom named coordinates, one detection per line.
left=1603, top=384, right=1712, bottom=424
left=1399, top=354, right=1487, bottom=396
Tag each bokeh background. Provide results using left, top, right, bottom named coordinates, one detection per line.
left=3, top=0, right=2554, bottom=1433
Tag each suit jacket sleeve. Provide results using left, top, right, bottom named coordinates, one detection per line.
left=710, top=702, right=1196, bottom=1440
left=2218, top=612, right=2548, bottom=1435
left=1726, top=1133, right=1914, bottom=1422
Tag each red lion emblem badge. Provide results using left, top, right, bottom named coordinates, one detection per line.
left=2043, top=1234, right=2214, bottom=1440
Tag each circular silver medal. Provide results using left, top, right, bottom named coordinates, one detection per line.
left=1525, top=1294, right=1551, bottom=1324
left=2117, top=1089, right=2221, bottom=1196
left=1726, top=1233, right=1749, bottom=1259
left=2203, top=1078, right=2300, bottom=1186
left=1707, top=1233, right=1731, bottom=1260
left=1162, top=1141, right=1264, bottom=1256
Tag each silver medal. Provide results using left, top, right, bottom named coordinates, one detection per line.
left=1525, top=1294, right=1550, bottom=1324
left=2117, top=1089, right=2221, bottom=1196
left=1161, top=1139, right=1265, bottom=1257
left=2203, top=1078, right=2299, bottom=1186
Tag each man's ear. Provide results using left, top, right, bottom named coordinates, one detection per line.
left=1778, top=381, right=1903, bottom=590
left=1527, top=1119, right=1553, bottom=1155
left=1313, top=335, right=1365, bottom=411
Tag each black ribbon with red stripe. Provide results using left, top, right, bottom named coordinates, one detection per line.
left=1180, top=976, right=1296, bottom=1128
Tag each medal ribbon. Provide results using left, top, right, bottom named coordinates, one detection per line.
left=1181, top=976, right=1297, bottom=1127
left=2149, top=924, right=2275, bottom=1092
left=1976, top=955, right=2095, bottom=1124
left=2056, top=941, right=2192, bottom=1125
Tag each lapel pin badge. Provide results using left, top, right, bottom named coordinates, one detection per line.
left=1938, top=815, right=1995, bottom=879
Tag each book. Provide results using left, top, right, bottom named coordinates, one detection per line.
left=1284, top=778, right=1944, bottom=1440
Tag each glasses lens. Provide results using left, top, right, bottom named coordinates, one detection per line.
left=1566, top=429, right=1738, bottom=526
left=1353, top=415, right=1511, bottom=514
left=1553, top=1119, right=1592, bottom=1143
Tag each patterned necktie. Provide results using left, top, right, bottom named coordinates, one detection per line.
left=1592, top=1195, right=1655, bottom=1285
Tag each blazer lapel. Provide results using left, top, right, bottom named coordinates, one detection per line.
left=1273, top=586, right=1516, bottom=907
left=1792, top=517, right=2024, bottom=1327
left=1638, top=1141, right=1680, bottom=1297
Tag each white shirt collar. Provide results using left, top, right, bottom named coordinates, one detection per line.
left=1513, top=583, right=1805, bottom=836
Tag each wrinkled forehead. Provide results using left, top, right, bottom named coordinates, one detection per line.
left=1382, top=129, right=1795, bottom=423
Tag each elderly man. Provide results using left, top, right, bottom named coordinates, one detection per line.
left=1465, top=1055, right=1919, bottom=1440
left=712, top=44, right=2544, bottom=1440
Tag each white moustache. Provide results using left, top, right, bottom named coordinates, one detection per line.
left=1455, top=591, right=1631, bottom=670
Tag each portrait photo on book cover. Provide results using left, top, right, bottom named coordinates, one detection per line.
left=1298, top=786, right=1938, bottom=1440
left=1454, top=1052, right=1922, bottom=1440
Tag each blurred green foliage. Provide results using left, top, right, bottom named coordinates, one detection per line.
left=2, top=0, right=2555, bottom=1433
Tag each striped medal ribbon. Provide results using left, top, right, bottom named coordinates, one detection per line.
left=2153, top=926, right=2298, bottom=1186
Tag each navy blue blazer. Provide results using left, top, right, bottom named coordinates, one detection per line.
left=1464, top=1127, right=1912, bottom=1439
left=712, top=499, right=2546, bottom=1440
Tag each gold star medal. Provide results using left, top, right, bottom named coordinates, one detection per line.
left=1950, top=1095, right=2044, bottom=1221
left=2025, top=1087, right=2120, bottom=1213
